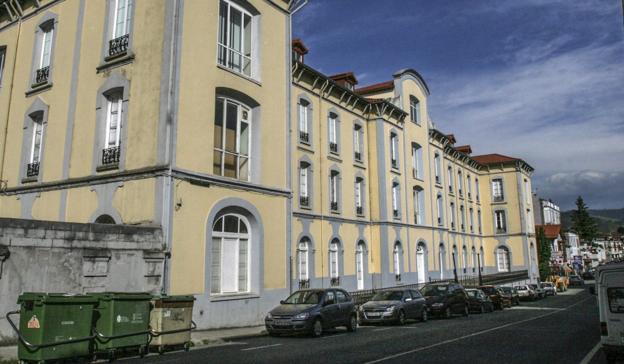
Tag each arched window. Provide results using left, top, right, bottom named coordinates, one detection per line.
left=298, top=98, right=311, bottom=143
left=462, top=246, right=468, bottom=273
left=329, top=238, right=340, bottom=286
left=393, top=242, right=402, bottom=281
left=471, top=247, right=477, bottom=273
left=447, top=166, right=454, bottom=193
left=416, top=242, right=427, bottom=283
left=356, top=241, right=365, bottom=290
left=392, top=181, right=400, bottom=219
left=411, top=143, right=423, bottom=179
left=298, top=238, right=310, bottom=288
left=95, top=214, right=116, bottom=224
left=390, top=132, right=399, bottom=169
left=409, top=96, right=420, bottom=124
left=214, top=97, right=251, bottom=180
left=497, top=246, right=510, bottom=272
left=434, top=153, right=441, bottom=184
left=211, top=213, right=250, bottom=294
left=439, top=243, right=446, bottom=279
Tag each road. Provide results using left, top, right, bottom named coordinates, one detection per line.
left=124, top=286, right=605, bottom=364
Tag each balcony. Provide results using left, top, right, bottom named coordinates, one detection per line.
left=449, top=185, right=453, bottom=193
left=298, top=279, right=310, bottom=289
left=437, top=217, right=442, bottom=225
left=329, top=142, right=338, bottom=153
left=451, top=222, right=455, bottom=230
left=493, top=195, right=504, bottom=202
left=458, top=189, right=463, bottom=196
left=435, top=176, right=441, bottom=185
left=299, top=196, right=309, bottom=207
left=391, top=159, right=398, bottom=169
left=101, top=145, right=121, bottom=166
left=330, top=201, right=338, bottom=212
left=356, top=206, right=363, bottom=215
left=26, top=162, right=40, bottom=178
left=330, top=277, right=340, bottom=287
left=299, top=131, right=309, bottom=143
left=354, top=151, right=361, bottom=161
left=393, top=209, right=399, bottom=218
left=395, top=274, right=401, bottom=282
left=461, top=224, right=465, bottom=231
left=108, top=34, right=129, bottom=58
left=35, top=66, right=50, bottom=84
left=496, top=228, right=507, bottom=234
left=468, top=192, right=472, bottom=200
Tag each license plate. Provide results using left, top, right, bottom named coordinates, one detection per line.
left=273, top=320, right=290, bottom=326
left=366, top=312, right=381, bottom=317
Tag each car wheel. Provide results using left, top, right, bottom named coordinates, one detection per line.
left=463, top=305, right=469, bottom=317
left=397, top=310, right=406, bottom=325
left=444, top=307, right=452, bottom=319
left=311, top=318, right=323, bottom=338
left=480, top=304, right=485, bottom=314
left=347, top=315, right=357, bottom=332
left=421, top=309, right=428, bottom=322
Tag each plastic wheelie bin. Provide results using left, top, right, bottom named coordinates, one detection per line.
left=6, top=293, right=97, bottom=364
left=149, top=295, right=195, bottom=354
left=91, top=292, right=152, bottom=360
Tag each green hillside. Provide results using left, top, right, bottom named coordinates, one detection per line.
left=561, top=208, right=624, bottom=235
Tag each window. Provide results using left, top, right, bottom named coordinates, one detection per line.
left=213, top=97, right=251, bottom=180
left=447, top=166, right=454, bottom=193
left=496, top=247, right=510, bottom=272
left=495, top=210, right=507, bottom=233
left=32, top=20, right=55, bottom=86
left=298, top=238, right=310, bottom=286
left=392, top=182, right=400, bottom=218
left=298, top=99, right=310, bottom=143
left=462, top=246, right=468, bottom=273
left=469, top=208, right=474, bottom=232
left=329, top=239, right=340, bottom=285
left=439, top=244, right=446, bottom=278
left=524, top=178, right=531, bottom=204
left=457, top=170, right=463, bottom=196
left=526, top=209, right=533, bottom=233
left=413, top=186, right=425, bottom=224
left=211, top=214, right=250, bottom=294
left=330, top=170, right=339, bottom=212
left=449, top=202, right=456, bottom=230
left=410, top=96, right=421, bottom=124
left=434, top=153, right=441, bottom=184
left=353, top=124, right=363, bottom=161
left=466, top=173, right=472, bottom=199
left=299, top=162, right=310, bottom=207
left=607, top=288, right=624, bottom=313
left=412, top=143, right=423, bottom=179
left=471, top=247, right=477, bottom=272
left=328, top=113, right=339, bottom=153
left=355, top=177, right=364, bottom=215
left=436, top=194, right=444, bottom=226
left=356, top=241, right=365, bottom=290
left=393, top=242, right=402, bottom=281
left=0, top=47, right=6, bottom=86
left=478, top=209, right=482, bottom=234
left=475, top=178, right=480, bottom=202
left=390, top=133, right=398, bottom=169
left=108, top=0, right=133, bottom=58
left=460, top=205, right=466, bottom=231
left=218, top=0, right=253, bottom=76
left=416, top=243, right=427, bottom=283
left=26, top=115, right=44, bottom=178
left=492, top=178, right=504, bottom=202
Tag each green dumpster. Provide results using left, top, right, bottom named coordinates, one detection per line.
left=149, top=295, right=195, bottom=353
left=91, top=292, right=152, bottom=359
left=10, top=293, right=97, bottom=363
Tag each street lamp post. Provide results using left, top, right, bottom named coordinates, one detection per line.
left=477, top=253, right=483, bottom=286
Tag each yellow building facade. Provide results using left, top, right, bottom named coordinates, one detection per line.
left=0, top=0, right=535, bottom=330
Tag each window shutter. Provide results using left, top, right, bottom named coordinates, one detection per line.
left=211, top=237, right=221, bottom=294
left=238, top=238, right=248, bottom=292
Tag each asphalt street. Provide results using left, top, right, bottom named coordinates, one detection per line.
left=124, top=286, right=604, bottom=364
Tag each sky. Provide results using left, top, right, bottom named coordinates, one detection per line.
left=293, top=0, right=624, bottom=211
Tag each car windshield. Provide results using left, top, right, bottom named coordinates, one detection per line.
left=283, top=291, right=322, bottom=304
left=421, top=285, right=448, bottom=296
left=542, top=283, right=552, bottom=287
left=480, top=287, right=497, bottom=294
left=371, top=291, right=404, bottom=301
left=515, top=286, right=527, bottom=290
left=501, top=287, right=512, bottom=293
left=466, top=290, right=480, bottom=298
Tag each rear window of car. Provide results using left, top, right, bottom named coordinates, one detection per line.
left=466, top=290, right=479, bottom=298
left=421, top=285, right=448, bottom=296
left=607, top=288, right=624, bottom=313
left=480, top=287, right=496, bottom=294
left=372, top=291, right=404, bottom=301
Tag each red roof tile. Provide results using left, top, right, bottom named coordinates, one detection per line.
left=329, top=72, right=358, bottom=86
left=355, top=80, right=394, bottom=95
left=471, top=153, right=521, bottom=165
left=455, top=145, right=472, bottom=154
left=537, top=225, right=561, bottom=239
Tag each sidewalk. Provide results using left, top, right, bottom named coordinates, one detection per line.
left=0, top=325, right=267, bottom=362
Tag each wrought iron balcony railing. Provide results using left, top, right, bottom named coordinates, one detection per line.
left=299, top=196, right=309, bottom=207
left=393, top=209, right=399, bottom=218
left=493, top=195, right=504, bottom=202
left=356, top=206, right=363, bottom=215
left=354, top=151, right=361, bottom=161
left=329, top=142, right=338, bottom=153
left=496, top=228, right=507, bottom=234
left=330, top=277, right=340, bottom=287
left=395, top=274, right=401, bottom=282
left=102, top=145, right=121, bottom=166
left=109, top=34, right=130, bottom=58
left=35, top=66, right=49, bottom=84
left=299, top=131, right=309, bottom=143
left=299, top=279, right=310, bottom=289
left=330, top=201, right=338, bottom=211
left=26, top=162, right=40, bottom=178
left=391, top=159, right=398, bottom=169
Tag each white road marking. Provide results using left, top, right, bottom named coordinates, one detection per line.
left=508, top=306, right=564, bottom=311
left=241, top=343, right=282, bottom=351
left=364, top=296, right=592, bottom=364
left=579, top=341, right=602, bottom=364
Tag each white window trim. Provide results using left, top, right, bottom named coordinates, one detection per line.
left=298, top=240, right=309, bottom=281
left=214, top=97, right=252, bottom=181
left=104, top=96, right=123, bottom=148
left=330, top=242, right=340, bottom=278
left=211, top=214, right=251, bottom=295
left=29, top=119, right=44, bottom=164
left=112, top=0, right=132, bottom=39
left=217, top=0, right=254, bottom=77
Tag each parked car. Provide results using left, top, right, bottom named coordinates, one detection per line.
left=515, top=285, right=537, bottom=301
left=465, top=289, right=494, bottom=313
left=529, top=284, right=546, bottom=299
left=265, top=289, right=357, bottom=337
left=593, top=261, right=624, bottom=364
left=581, top=271, right=595, bottom=280
left=359, top=289, right=428, bottom=325
left=569, top=275, right=585, bottom=287
left=420, top=283, right=470, bottom=318
left=499, top=286, right=520, bottom=305
left=541, top=282, right=557, bottom=296
left=478, top=285, right=509, bottom=310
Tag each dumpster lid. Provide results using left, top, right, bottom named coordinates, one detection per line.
left=90, top=292, right=153, bottom=301
left=18, top=292, right=98, bottom=304
left=151, top=295, right=195, bottom=303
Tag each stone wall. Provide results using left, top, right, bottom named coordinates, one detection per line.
left=0, top=218, right=165, bottom=345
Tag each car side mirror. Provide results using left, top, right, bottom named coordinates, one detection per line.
left=280, top=300, right=286, bottom=304
left=589, top=286, right=596, bottom=295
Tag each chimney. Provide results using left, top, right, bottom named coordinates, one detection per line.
left=446, top=134, right=457, bottom=145
left=292, top=38, right=308, bottom=63
left=455, top=145, right=472, bottom=155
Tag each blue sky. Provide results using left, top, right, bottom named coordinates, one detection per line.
left=293, top=0, right=624, bottom=211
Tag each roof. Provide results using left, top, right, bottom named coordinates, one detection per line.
left=536, top=225, right=561, bottom=239
left=446, top=134, right=457, bottom=144
left=329, top=72, right=358, bottom=85
left=292, top=38, right=308, bottom=55
left=455, top=145, right=472, bottom=154
left=355, top=80, right=394, bottom=95
left=471, top=153, right=521, bottom=165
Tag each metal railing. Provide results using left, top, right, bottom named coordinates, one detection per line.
left=329, top=142, right=338, bottom=153
left=330, top=277, right=340, bottom=287
left=109, top=34, right=129, bottom=57
left=298, top=279, right=310, bottom=289
left=330, top=201, right=338, bottom=211
left=102, top=145, right=121, bottom=166
left=354, top=151, right=361, bottom=161
left=35, top=66, right=49, bottom=84
left=26, top=162, right=40, bottom=177
left=299, top=196, right=309, bottom=207
left=356, top=206, right=363, bottom=215
left=299, top=131, right=309, bottom=143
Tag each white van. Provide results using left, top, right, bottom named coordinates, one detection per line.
left=595, top=261, right=624, bottom=364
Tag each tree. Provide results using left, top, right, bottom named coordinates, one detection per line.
left=571, top=196, right=598, bottom=244
left=617, top=226, right=624, bottom=235
left=537, top=226, right=551, bottom=281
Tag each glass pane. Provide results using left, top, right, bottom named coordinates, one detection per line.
left=213, top=216, right=223, bottom=232
left=213, top=150, right=223, bottom=176
left=239, top=120, right=249, bottom=155
left=229, top=7, right=242, bottom=52
left=238, top=238, right=248, bottom=292
left=221, top=238, right=239, bottom=292
left=115, top=0, right=127, bottom=37
left=41, top=29, right=53, bottom=68
left=239, top=219, right=248, bottom=234
left=218, top=1, right=228, bottom=45
left=224, top=215, right=238, bottom=233
left=211, top=237, right=221, bottom=293
left=242, top=56, right=251, bottom=76
left=225, top=102, right=238, bottom=153
left=214, top=98, right=224, bottom=149
left=243, top=14, right=251, bottom=57
left=223, top=153, right=237, bottom=178
left=238, top=156, right=249, bottom=181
